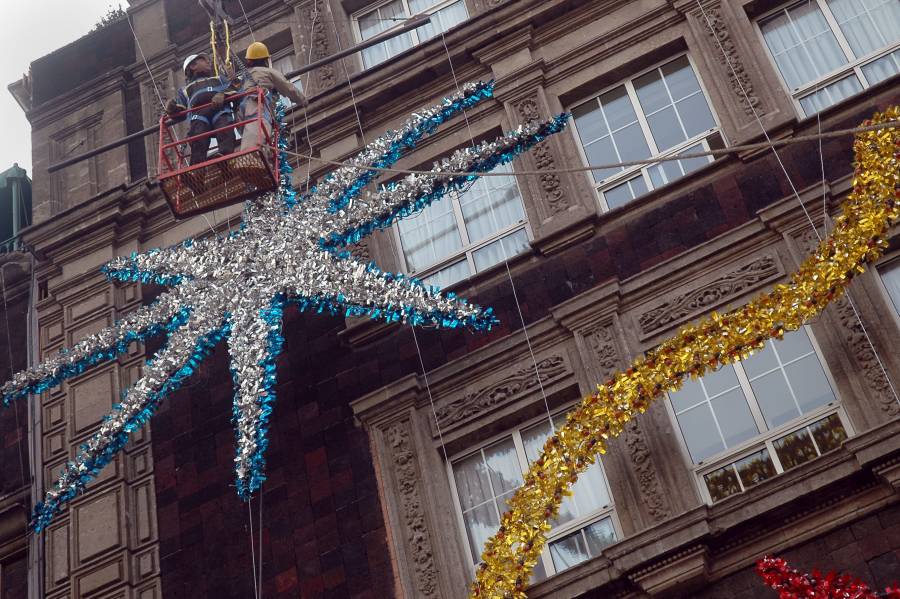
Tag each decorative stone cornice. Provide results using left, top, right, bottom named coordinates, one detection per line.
left=433, top=355, right=567, bottom=428
left=636, top=254, right=782, bottom=338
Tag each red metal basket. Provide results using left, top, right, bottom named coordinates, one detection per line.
left=157, top=88, right=280, bottom=219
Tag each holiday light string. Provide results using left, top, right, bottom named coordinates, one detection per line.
left=1, top=81, right=572, bottom=531
left=470, top=108, right=900, bottom=598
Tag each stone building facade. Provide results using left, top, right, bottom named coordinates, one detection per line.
left=4, top=0, right=900, bottom=597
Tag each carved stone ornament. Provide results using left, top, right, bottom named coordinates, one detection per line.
left=435, top=356, right=567, bottom=428
left=698, top=5, right=764, bottom=116
left=515, top=97, right=569, bottom=215
left=585, top=325, right=671, bottom=521
left=385, top=420, right=439, bottom=597
left=833, top=295, right=899, bottom=415
left=638, top=255, right=780, bottom=337
left=305, top=0, right=336, bottom=89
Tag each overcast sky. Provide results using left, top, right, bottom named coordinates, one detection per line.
left=0, top=1, right=119, bottom=176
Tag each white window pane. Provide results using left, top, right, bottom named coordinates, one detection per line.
left=398, top=200, right=463, bottom=271
left=677, top=143, right=711, bottom=175
left=634, top=69, right=670, bottom=114
left=453, top=453, right=493, bottom=510
left=462, top=502, right=499, bottom=563
left=742, top=342, right=780, bottom=379
left=483, top=438, right=523, bottom=495
left=671, top=378, right=707, bottom=413
left=711, top=388, right=760, bottom=447
left=584, top=137, right=621, bottom=182
left=459, top=165, right=525, bottom=243
left=773, top=329, right=815, bottom=363
left=751, top=370, right=800, bottom=428
left=861, top=49, right=900, bottom=85
left=603, top=177, right=639, bottom=210
left=678, top=403, right=727, bottom=462
left=549, top=531, right=591, bottom=571
left=572, top=101, right=609, bottom=144
left=583, top=518, right=617, bottom=555
left=422, top=260, right=470, bottom=289
left=660, top=56, right=698, bottom=98
left=827, top=0, right=900, bottom=57
left=645, top=106, right=686, bottom=151
left=798, top=74, right=863, bottom=115
left=612, top=122, right=651, bottom=162
left=785, top=355, right=836, bottom=413
left=676, top=93, right=716, bottom=138
left=409, top=0, right=440, bottom=12
left=472, top=229, right=529, bottom=272
left=761, top=5, right=847, bottom=88
left=702, top=363, right=742, bottom=397
left=600, top=86, right=639, bottom=131
left=417, top=1, right=468, bottom=40
left=881, top=263, right=900, bottom=314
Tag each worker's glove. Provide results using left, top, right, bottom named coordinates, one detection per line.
left=211, top=92, right=226, bottom=110
left=165, top=98, right=181, bottom=115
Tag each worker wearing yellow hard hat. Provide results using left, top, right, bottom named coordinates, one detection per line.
left=238, top=42, right=308, bottom=152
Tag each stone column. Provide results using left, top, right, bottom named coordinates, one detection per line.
left=474, top=31, right=599, bottom=254
left=670, top=0, right=796, bottom=143
left=288, top=0, right=341, bottom=97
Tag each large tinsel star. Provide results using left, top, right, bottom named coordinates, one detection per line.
left=2, top=81, right=569, bottom=530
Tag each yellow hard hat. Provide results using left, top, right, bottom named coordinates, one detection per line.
left=245, top=42, right=270, bottom=60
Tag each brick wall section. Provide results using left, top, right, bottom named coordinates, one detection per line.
left=689, top=503, right=900, bottom=599
left=150, top=103, right=891, bottom=597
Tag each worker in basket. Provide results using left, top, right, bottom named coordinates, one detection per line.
left=166, top=53, right=239, bottom=165
left=239, top=42, right=308, bottom=154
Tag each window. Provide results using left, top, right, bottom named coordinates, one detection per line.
left=571, top=55, right=724, bottom=212
left=668, top=327, right=849, bottom=502
left=878, top=261, right=900, bottom=315
left=353, top=0, right=468, bottom=69
left=759, top=0, right=900, bottom=116
left=395, top=163, right=530, bottom=289
left=450, top=409, right=620, bottom=580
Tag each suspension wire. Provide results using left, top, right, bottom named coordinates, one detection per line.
left=248, top=499, right=260, bottom=599
left=694, top=0, right=900, bottom=407
left=439, top=32, right=556, bottom=430
left=290, top=0, right=320, bottom=194
left=329, top=20, right=366, bottom=143
left=236, top=0, right=257, bottom=41
left=279, top=119, right=897, bottom=179
left=258, top=490, right=263, bottom=599
left=125, top=12, right=166, bottom=111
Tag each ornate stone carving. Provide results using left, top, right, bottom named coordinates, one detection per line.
left=385, top=421, right=439, bottom=597
left=698, top=5, right=764, bottom=116
left=305, top=1, right=336, bottom=90
left=638, top=255, right=779, bottom=336
left=585, top=325, right=671, bottom=521
left=832, top=295, right=899, bottom=415
left=435, top=356, right=567, bottom=427
left=515, top=97, right=569, bottom=215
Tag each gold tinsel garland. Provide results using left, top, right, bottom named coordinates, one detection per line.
left=470, top=108, right=900, bottom=598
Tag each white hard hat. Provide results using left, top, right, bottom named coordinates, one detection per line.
left=182, top=53, right=208, bottom=76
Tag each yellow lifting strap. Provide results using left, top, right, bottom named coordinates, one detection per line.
left=210, top=21, right=220, bottom=77
left=208, top=19, right=233, bottom=78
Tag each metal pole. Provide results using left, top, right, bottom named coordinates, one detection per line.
left=46, top=14, right=432, bottom=175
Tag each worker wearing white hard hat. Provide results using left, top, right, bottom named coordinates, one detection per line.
left=166, top=53, right=239, bottom=165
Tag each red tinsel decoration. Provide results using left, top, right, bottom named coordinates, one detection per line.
left=757, top=556, right=900, bottom=599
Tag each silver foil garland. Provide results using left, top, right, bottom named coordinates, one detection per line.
left=1, top=80, right=569, bottom=530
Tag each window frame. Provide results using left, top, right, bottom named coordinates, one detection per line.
left=390, top=165, right=533, bottom=287
left=446, top=404, right=623, bottom=580
left=662, top=325, right=850, bottom=503
left=350, top=0, right=468, bottom=70
left=755, top=0, right=900, bottom=117
left=875, top=255, right=900, bottom=327
left=568, top=52, right=726, bottom=213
